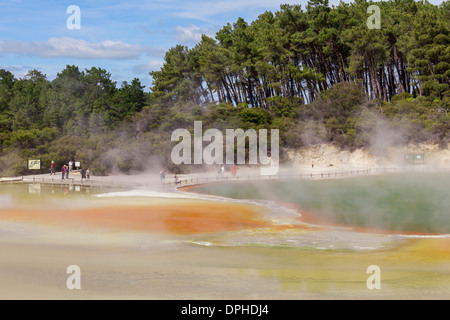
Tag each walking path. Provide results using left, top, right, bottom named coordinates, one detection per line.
left=1, top=164, right=448, bottom=191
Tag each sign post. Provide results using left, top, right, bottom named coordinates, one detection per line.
left=404, top=153, right=425, bottom=164
left=27, top=159, right=41, bottom=170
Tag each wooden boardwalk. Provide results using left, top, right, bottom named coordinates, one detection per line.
left=2, top=166, right=446, bottom=190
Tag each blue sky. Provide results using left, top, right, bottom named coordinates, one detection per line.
left=0, top=0, right=446, bottom=91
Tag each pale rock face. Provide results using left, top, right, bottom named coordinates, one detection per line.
left=286, top=143, right=450, bottom=169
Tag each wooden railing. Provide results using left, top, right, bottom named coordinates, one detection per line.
left=2, top=166, right=449, bottom=190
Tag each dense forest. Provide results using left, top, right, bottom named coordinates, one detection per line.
left=0, top=0, right=449, bottom=176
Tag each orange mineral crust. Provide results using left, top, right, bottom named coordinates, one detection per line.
left=0, top=201, right=277, bottom=235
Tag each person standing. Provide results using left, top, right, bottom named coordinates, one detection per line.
left=50, top=161, right=55, bottom=175
left=68, top=160, right=73, bottom=172
left=61, top=165, right=66, bottom=180
left=66, top=165, right=70, bottom=179
left=86, top=168, right=90, bottom=180
left=231, top=164, right=237, bottom=177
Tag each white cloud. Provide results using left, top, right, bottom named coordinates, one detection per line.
left=174, top=24, right=213, bottom=44
left=3, top=65, right=37, bottom=79
left=132, top=60, right=164, bottom=74
left=0, top=37, right=165, bottom=60
left=173, top=0, right=300, bottom=22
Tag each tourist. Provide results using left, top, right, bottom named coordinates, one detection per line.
left=231, top=164, right=237, bottom=177
left=160, top=170, right=166, bottom=183
left=50, top=161, right=55, bottom=175
left=80, top=168, right=86, bottom=180
left=61, top=165, right=66, bottom=180
left=66, top=165, right=70, bottom=179
left=68, top=160, right=73, bottom=172
left=86, top=168, right=90, bottom=180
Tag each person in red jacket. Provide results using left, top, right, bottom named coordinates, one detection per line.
left=231, top=164, right=237, bottom=177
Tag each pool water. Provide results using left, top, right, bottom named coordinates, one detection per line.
left=1, top=178, right=450, bottom=299
left=190, top=172, right=450, bottom=234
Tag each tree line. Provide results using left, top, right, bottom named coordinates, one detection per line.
left=151, top=0, right=449, bottom=107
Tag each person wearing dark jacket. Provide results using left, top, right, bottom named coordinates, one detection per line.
left=80, top=168, right=86, bottom=180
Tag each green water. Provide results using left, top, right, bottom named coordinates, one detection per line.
left=191, top=172, right=450, bottom=234
left=0, top=183, right=110, bottom=208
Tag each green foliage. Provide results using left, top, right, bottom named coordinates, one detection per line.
left=267, top=96, right=302, bottom=118
left=239, top=108, right=269, bottom=127
left=6, top=127, right=59, bottom=150
left=149, top=0, right=448, bottom=107
left=0, top=0, right=449, bottom=176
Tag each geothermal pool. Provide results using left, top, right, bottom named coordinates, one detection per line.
left=189, top=172, right=450, bottom=234
left=0, top=173, right=450, bottom=299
